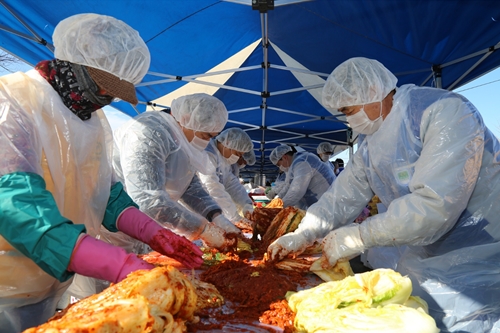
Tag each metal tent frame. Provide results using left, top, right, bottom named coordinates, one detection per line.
left=1, top=0, right=500, bottom=180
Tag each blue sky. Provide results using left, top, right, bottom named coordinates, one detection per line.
left=2, top=57, right=500, bottom=163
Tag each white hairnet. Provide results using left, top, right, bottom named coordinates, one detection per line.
left=243, top=150, right=256, bottom=166
left=53, top=13, right=150, bottom=85
left=317, top=142, right=334, bottom=155
left=216, top=128, right=253, bottom=153
left=322, top=57, right=398, bottom=111
left=270, top=144, right=293, bottom=165
left=171, top=93, right=228, bottom=133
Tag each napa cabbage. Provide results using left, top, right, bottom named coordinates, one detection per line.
left=287, top=268, right=439, bottom=333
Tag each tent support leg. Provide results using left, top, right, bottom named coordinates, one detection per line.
left=258, top=10, right=270, bottom=182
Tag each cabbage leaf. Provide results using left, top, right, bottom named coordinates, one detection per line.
left=287, top=269, right=439, bottom=333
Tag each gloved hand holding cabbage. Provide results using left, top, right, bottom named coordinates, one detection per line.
left=212, top=214, right=241, bottom=234
left=267, top=230, right=311, bottom=261
left=266, top=189, right=276, bottom=200
left=116, top=207, right=204, bottom=269
left=71, top=207, right=206, bottom=284
left=199, top=222, right=236, bottom=250
left=69, top=235, right=154, bottom=283
left=320, top=224, right=366, bottom=268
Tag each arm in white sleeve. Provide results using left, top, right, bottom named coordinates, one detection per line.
left=198, top=155, right=242, bottom=222
left=223, top=170, right=253, bottom=213
left=116, top=130, right=206, bottom=239
left=294, top=149, right=375, bottom=243
left=276, top=174, right=291, bottom=198
left=359, top=97, right=483, bottom=249
left=179, top=174, right=222, bottom=221
left=281, top=160, right=313, bottom=207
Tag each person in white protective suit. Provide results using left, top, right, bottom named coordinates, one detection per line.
left=198, top=128, right=255, bottom=226
left=231, top=149, right=256, bottom=178
left=316, top=141, right=336, bottom=174
left=268, top=144, right=336, bottom=209
left=267, top=57, right=500, bottom=333
left=0, top=14, right=202, bottom=332
left=111, top=93, right=241, bottom=246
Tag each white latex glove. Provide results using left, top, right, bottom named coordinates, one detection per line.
left=266, top=190, right=276, bottom=200
left=212, top=214, right=241, bottom=234
left=243, top=203, right=254, bottom=219
left=267, top=232, right=309, bottom=261
left=321, top=224, right=365, bottom=268
left=199, top=223, right=235, bottom=250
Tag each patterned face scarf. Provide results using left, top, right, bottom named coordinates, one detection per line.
left=35, top=59, right=113, bottom=120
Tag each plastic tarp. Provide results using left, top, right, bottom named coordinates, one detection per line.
left=1, top=0, right=500, bottom=177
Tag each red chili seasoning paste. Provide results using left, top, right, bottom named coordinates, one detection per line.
left=260, top=299, right=296, bottom=333
left=187, top=256, right=312, bottom=332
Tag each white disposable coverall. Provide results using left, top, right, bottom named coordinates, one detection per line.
left=294, top=84, right=500, bottom=332
left=323, top=160, right=335, bottom=174
left=279, top=152, right=336, bottom=209
left=231, top=163, right=240, bottom=178
left=111, top=111, right=220, bottom=241
left=199, top=139, right=253, bottom=222
left=0, top=71, right=113, bottom=331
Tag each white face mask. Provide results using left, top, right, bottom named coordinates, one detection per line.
left=346, top=104, right=383, bottom=135
left=320, top=154, right=331, bottom=162
left=190, top=135, right=210, bottom=151
left=279, top=165, right=289, bottom=172
left=226, top=154, right=240, bottom=165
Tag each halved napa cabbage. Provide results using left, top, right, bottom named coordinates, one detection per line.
left=403, top=295, right=430, bottom=313
left=309, top=258, right=354, bottom=282
left=354, top=268, right=412, bottom=306
left=294, top=303, right=439, bottom=333
left=287, top=269, right=439, bottom=333
left=287, top=276, right=371, bottom=314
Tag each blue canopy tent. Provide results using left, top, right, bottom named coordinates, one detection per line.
left=1, top=0, right=500, bottom=180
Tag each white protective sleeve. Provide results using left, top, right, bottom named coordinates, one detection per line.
left=198, top=140, right=252, bottom=222
left=358, top=96, right=483, bottom=249
left=275, top=172, right=291, bottom=198
left=280, top=153, right=335, bottom=209
left=280, top=159, right=313, bottom=207
left=297, top=95, right=483, bottom=251
left=223, top=168, right=253, bottom=215
left=113, top=113, right=209, bottom=239
left=294, top=150, right=374, bottom=244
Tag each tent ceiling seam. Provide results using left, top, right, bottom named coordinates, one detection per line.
left=0, top=0, right=54, bottom=52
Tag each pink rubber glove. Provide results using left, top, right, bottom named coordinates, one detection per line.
left=117, top=207, right=204, bottom=268
left=68, top=235, right=154, bottom=283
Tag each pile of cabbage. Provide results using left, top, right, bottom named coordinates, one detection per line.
left=287, top=268, right=439, bottom=333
